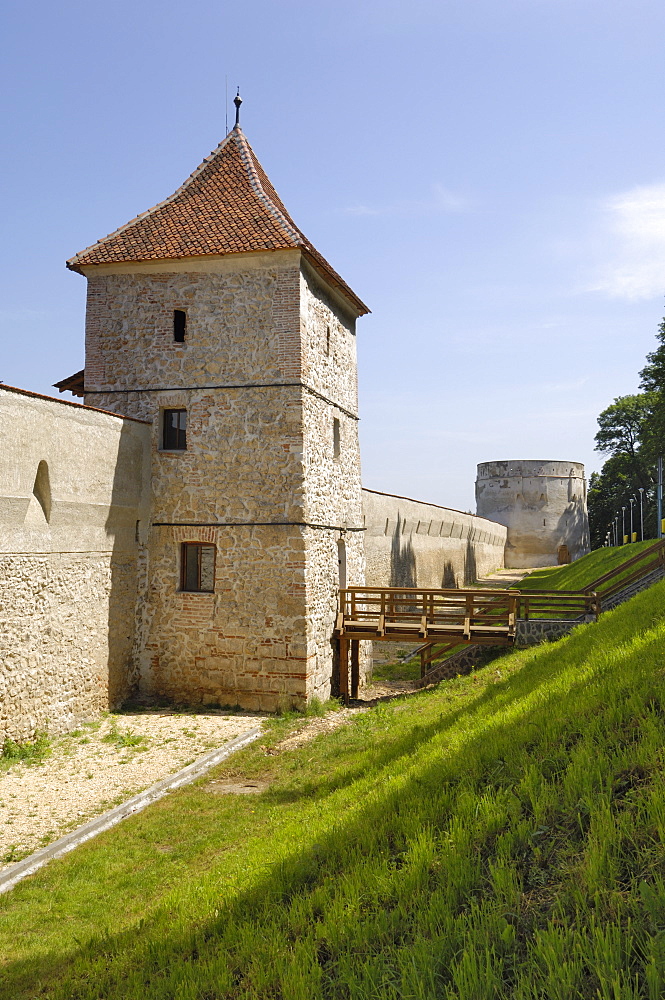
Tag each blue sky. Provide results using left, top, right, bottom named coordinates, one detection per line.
left=2, top=0, right=665, bottom=510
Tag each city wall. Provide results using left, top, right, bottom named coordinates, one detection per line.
left=0, top=386, right=150, bottom=739
left=362, top=489, right=507, bottom=589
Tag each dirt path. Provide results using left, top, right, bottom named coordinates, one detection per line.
left=0, top=710, right=263, bottom=870
left=474, top=567, right=535, bottom=588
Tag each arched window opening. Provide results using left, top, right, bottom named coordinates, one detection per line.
left=33, top=460, right=51, bottom=523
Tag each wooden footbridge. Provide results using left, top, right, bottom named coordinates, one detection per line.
left=336, top=539, right=665, bottom=701
left=335, top=585, right=597, bottom=702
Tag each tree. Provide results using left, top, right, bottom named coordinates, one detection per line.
left=587, top=453, right=652, bottom=548
left=588, top=394, right=655, bottom=547
left=639, top=314, right=665, bottom=464
left=594, top=393, right=655, bottom=490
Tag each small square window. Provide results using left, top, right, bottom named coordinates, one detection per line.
left=173, top=309, right=187, bottom=343
left=181, top=543, right=215, bottom=592
left=162, top=409, right=187, bottom=450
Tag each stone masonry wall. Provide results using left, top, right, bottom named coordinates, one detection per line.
left=0, top=386, right=150, bottom=738
left=299, top=269, right=369, bottom=697
left=81, top=252, right=367, bottom=708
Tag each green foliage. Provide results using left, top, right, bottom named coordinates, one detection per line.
left=594, top=393, right=655, bottom=468
left=3, top=584, right=665, bottom=997
left=590, top=395, right=655, bottom=548
left=372, top=655, right=421, bottom=683
left=587, top=312, right=665, bottom=548
left=1, top=731, right=51, bottom=766
left=640, top=314, right=665, bottom=465
left=101, top=719, right=147, bottom=749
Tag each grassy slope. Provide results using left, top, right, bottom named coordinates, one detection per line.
left=516, top=540, right=657, bottom=592
left=2, top=583, right=665, bottom=998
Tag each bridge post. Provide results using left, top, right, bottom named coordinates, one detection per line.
left=339, top=636, right=349, bottom=704
left=351, top=640, right=360, bottom=699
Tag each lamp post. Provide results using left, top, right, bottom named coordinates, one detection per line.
left=629, top=496, right=636, bottom=543
left=614, top=515, right=619, bottom=547
left=622, top=506, right=626, bottom=545
left=638, top=487, right=645, bottom=541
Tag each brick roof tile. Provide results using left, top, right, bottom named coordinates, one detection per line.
left=67, top=127, right=368, bottom=316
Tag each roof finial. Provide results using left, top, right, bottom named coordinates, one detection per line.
left=234, top=88, right=242, bottom=128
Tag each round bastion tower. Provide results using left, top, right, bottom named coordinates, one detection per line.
left=475, top=460, right=590, bottom=568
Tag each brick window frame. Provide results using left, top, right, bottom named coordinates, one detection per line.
left=162, top=408, right=187, bottom=450
left=180, top=542, right=215, bottom=593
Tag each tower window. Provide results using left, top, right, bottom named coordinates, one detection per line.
left=326, top=325, right=331, bottom=356
left=162, top=409, right=187, bottom=450
left=333, top=418, right=340, bottom=459
left=181, top=543, right=215, bottom=592
left=173, top=309, right=187, bottom=343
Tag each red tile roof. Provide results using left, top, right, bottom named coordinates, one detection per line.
left=67, top=127, right=369, bottom=316
left=53, top=369, right=85, bottom=397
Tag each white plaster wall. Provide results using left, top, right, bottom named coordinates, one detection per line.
left=0, top=387, right=150, bottom=738
left=362, top=489, right=506, bottom=589
left=475, top=460, right=590, bottom=568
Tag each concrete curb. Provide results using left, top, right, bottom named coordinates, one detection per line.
left=0, top=725, right=263, bottom=895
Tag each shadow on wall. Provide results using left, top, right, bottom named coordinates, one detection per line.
left=104, top=420, right=149, bottom=707
left=556, top=502, right=590, bottom=562
left=390, top=513, right=417, bottom=588
left=463, top=539, right=477, bottom=586
left=441, top=561, right=457, bottom=588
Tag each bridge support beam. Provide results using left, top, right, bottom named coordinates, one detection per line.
left=339, top=637, right=349, bottom=704
left=351, top=640, right=360, bottom=700
left=338, top=637, right=360, bottom=704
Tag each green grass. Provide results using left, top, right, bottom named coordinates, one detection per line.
left=516, top=539, right=657, bottom=593
left=3, top=583, right=665, bottom=998
left=101, top=719, right=148, bottom=750
left=1, top=731, right=51, bottom=769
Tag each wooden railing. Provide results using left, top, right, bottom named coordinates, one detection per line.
left=337, top=544, right=665, bottom=700
left=336, top=587, right=519, bottom=644
left=515, top=538, right=665, bottom=615
left=582, top=538, right=665, bottom=602
left=516, top=591, right=599, bottom=621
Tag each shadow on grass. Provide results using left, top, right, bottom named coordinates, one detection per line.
left=3, top=583, right=665, bottom=999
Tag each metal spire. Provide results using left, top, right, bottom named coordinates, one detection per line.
left=234, top=88, right=242, bottom=128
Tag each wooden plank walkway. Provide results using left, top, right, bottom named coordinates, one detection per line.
left=336, top=587, right=518, bottom=702
left=335, top=584, right=603, bottom=702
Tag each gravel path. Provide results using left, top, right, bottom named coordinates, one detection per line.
left=0, top=710, right=264, bottom=870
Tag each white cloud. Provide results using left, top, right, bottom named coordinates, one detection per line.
left=345, top=183, right=470, bottom=218
left=591, top=182, right=665, bottom=300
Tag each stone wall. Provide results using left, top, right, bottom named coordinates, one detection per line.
left=0, top=386, right=150, bottom=739
left=476, top=460, right=590, bottom=568
left=80, top=251, right=368, bottom=710
left=362, top=489, right=506, bottom=589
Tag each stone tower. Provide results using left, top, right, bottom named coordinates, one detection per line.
left=475, top=460, right=590, bottom=568
left=67, top=117, right=368, bottom=711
